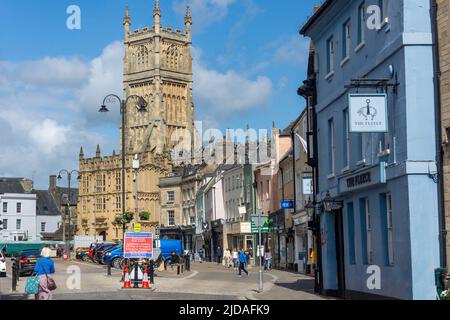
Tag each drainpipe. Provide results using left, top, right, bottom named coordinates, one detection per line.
left=431, top=0, right=447, bottom=270
left=292, top=130, right=297, bottom=213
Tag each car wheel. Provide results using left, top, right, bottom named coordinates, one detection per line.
left=81, top=255, right=89, bottom=262
left=112, top=258, right=121, bottom=269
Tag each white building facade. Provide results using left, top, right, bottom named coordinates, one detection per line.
left=0, top=193, right=37, bottom=241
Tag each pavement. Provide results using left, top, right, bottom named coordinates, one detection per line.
left=0, top=258, right=328, bottom=300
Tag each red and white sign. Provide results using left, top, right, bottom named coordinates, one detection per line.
left=124, top=233, right=153, bottom=259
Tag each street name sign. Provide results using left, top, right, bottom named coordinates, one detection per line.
left=124, top=232, right=153, bottom=259
left=281, top=200, right=294, bottom=209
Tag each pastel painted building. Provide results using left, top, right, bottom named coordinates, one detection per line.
left=301, top=0, right=440, bottom=299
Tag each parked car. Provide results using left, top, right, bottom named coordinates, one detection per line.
left=102, top=244, right=123, bottom=269
left=17, top=249, right=41, bottom=276
left=93, top=243, right=118, bottom=264
left=88, top=242, right=111, bottom=262
left=0, top=251, right=6, bottom=277
left=75, top=247, right=90, bottom=262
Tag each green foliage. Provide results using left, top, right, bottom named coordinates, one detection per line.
left=116, top=212, right=133, bottom=225
left=140, top=211, right=150, bottom=221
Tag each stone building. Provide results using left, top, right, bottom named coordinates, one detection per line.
left=434, top=0, right=450, bottom=283
left=77, top=1, right=195, bottom=241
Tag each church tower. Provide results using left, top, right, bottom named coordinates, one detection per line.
left=123, top=0, right=195, bottom=156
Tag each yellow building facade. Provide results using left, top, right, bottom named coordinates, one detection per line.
left=76, top=1, right=195, bottom=242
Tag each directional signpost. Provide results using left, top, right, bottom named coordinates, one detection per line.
left=251, top=216, right=270, bottom=234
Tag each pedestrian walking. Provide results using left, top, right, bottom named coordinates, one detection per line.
left=232, top=248, right=239, bottom=271
left=264, top=250, right=272, bottom=271
left=238, top=249, right=249, bottom=277
left=216, top=246, right=222, bottom=264
left=33, top=247, right=56, bottom=300
left=225, top=249, right=232, bottom=268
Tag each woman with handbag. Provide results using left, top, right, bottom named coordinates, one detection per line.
left=33, top=247, right=56, bottom=300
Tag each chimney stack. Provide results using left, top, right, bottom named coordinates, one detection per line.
left=49, top=175, right=57, bottom=191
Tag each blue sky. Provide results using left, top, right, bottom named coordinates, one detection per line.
left=0, top=0, right=315, bottom=188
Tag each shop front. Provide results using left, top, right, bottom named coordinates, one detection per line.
left=293, top=212, right=314, bottom=275
left=226, top=221, right=255, bottom=261
left=181, top=225, right=194, bottom=253
left=211, top=219, right=225, bottom=261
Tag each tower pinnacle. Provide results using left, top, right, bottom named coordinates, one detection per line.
left=185, top=6, right=192, bottom=42
left=123, top=5, right=131, bottom=39
left=153, top=0, right=161, bottom=32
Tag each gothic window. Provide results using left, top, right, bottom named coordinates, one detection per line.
left=165, top=44, right=179, bottom=70
left=137, top=45, right=149, bottom=69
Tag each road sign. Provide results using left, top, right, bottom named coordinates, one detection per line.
left=281, top=200, right=294, bottom=209
left=133, top=223, right=141, bottom=233
left=251, top=216, right=270, bottom=233
left=124, top=232, right=153, bottom=259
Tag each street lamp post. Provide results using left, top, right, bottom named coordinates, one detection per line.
left=57, top=169, right=80, bottom=260
left=99, top=94, right=147, bottom=242
left=133, top=154, right=140, bottom=229
left=258, top=208, right=263, bottom=293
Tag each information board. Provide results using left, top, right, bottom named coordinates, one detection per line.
left=124, top=232, right=153, bottom=259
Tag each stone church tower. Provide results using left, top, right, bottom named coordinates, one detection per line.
left=76, top=1, right=195, bottom=241
left=123, top=0, right=194, bottom=155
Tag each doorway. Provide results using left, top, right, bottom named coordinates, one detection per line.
left=334, top=209, right=346, bottom=297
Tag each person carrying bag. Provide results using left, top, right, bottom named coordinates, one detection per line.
left=33, top=247, right=56, bottom=300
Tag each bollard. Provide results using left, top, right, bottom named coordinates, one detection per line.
left=11, top=261, right=17, bottom=292
left=177, top=264, right=180, bottom=275
left=133, top=261, right=139, bottom=288
left=181, top=262, right=184, bottom=274
left=120, top=261, right=126, bottom=282
left=187, top=255, right=191, bottom=271
left=15, top=259, right=19, bottom=282
left=107, top=263, right=112, bottom=276
left=149, top=260, right=154, bottom=284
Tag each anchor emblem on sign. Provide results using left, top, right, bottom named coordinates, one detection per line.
left=357, top=99, right=377, bottom=121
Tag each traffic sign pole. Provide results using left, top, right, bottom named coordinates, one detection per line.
left=258, top=209, right=263, bottom=293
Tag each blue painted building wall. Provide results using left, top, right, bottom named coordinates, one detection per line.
left=302, top=0, right=440, bottom=299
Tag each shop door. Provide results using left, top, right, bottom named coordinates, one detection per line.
left=334, top=209, right=346, bottom=297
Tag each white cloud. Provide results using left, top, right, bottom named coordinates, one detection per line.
left=192, top=46, right=273, bottom=118
left=172, top=0, right=237, bottom=30
left=29, top=119, right=70, bottom=155
left=0, top=42, right=122, bottom=188
left=272, top=36, right=310, bottom=65
left=78, top=41, right=124, bottom=124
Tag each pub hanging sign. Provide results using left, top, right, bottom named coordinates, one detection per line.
left=349, top=93, right=388, bottom=133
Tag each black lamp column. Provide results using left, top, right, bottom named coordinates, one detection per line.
left=99, top=94, right=147, bottom=242
left=57, top=169, right=80, bottom=260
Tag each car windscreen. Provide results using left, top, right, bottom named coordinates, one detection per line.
left=20, top=250, right=41, bottom=257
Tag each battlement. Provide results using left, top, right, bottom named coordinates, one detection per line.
left=129, top=26, right=154, bottom=38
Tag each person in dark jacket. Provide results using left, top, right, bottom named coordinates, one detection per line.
left=171, top=251, right=180, bottom=264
